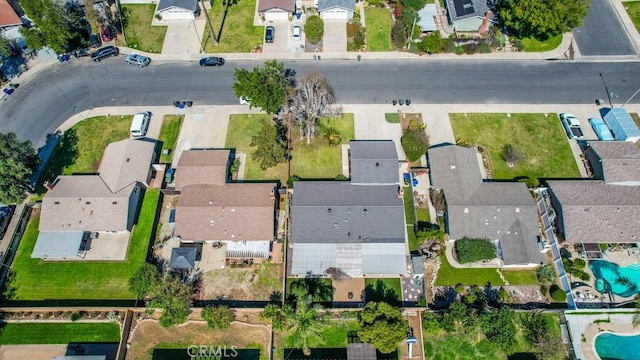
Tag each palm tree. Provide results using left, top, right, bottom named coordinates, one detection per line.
left=290, top=274, right=333, bottom=303
left=287, top=298, right=326, bottom=355
left=322, top=127, right=342, bottom=146
left=633, top=297, right=640, bottom=328
left=260, top=303, right=292, bottom=331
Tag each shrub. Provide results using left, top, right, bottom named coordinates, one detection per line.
left=498, top=288, right=509, bottom=302
left=478, top=42, right=491, bottom=53
left=511, top=38, right=524, bottom=52
left=422, top=311, right=441, bottom=334
left=401, top=128, right=429, bottom=162
left=455, top=237, right=496, bottom=264
left=455, top=284, right=465, bottom=294
left=353, top=29, right=366, bottom=50
left=536, top=264, right=557, bottom=285
left=391, top=21, right=407, bottom=50
left=420, top=31, right=447, bottom=54
left=201, top=305, right=235, bottom=329
left=501, top=144, right=524, bottom=166
left=462, top=43, right=477, bottom=54
left=287, top=174, right=301, bottom=188
left=336, top=174, right=348, bottom=181
left=540, top=285, right=548, bottom=296
left=454, top=46, right=464, bottom=55
left=549, top=285, right=566, bottom=302
left=573, top=258, right=587, bottom=270
left=368, top=0, right=385, bottom=6
left=305, top=16, right=324, bottom=44
left=70, top=312, right=81, bottom=322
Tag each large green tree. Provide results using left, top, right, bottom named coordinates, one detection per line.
left=358, top=302, right=406, bottom=354
left=480, top=306, right=518, bottom=353
left=232, top=60, right=288, bottom=114
left=128, top=263, right=160, bottom=299
left=521, top=312, right=566, bottom=360
left=496, top=0, right=589, bottom=39
left=249, top=119, right=288, bottom=170
left=288, top=299, right=326, bottom=356
left=0, top=133, right=40, bottom=204
left=0, top=36, right=11, bottom=57
left=19, top=0, right=80, bottom=53
left=145, top=274, right=194, bottom=328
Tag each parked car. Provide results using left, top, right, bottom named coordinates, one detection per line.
left=125, top=53, right=151, bottom=67
left=292, top=25, right=301, bottom=40
left=199, top=56, right=225, bottom=67
left=265, top=26, right=274, bottom=43
left=89, top=34, right=101, bottom=48
left=589, top=118, right=614, bottom=141
left=101, top=28, right=113, bottom=42
left=130, top=111, right=151, bottom=137
left=91, top=46, right=119, bottom=62
left=0, top=205, right=15, bottom=240
left=559, top=113, right=584, bottom=139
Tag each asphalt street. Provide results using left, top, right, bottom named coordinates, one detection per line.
left=573, top=0, right=636, bottom=56
left=1, top=59, right=640, bottom=145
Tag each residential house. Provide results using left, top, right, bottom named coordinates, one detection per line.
left=33, top=139, right=156, bottom=260
left=428, top=145, right=544, bottom=268
left=156, top=0, right=200, bottom=20
left=317, top=0, right=355, bottom=20
left=547, top=141, right=640, bottom=243
left=602, top=107, right=640, bottom=143
left=444, top=0, right=495, bottom=32
left=173, top=149, right=278, bottom=260
left=0, top=0, right=21, bottom=33
left=258, top=0, right=295, bottom=21
left=290, top=140, right=407, bottom=277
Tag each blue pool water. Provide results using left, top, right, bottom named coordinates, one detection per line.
left=595, top=332, right=640, bottom=360
left=589, top=260, right=640, bottom=298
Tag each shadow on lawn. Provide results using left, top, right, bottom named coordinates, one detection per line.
left=34, top=128, right=79, bottom=194
left=364, top=280, right=400, bottom=306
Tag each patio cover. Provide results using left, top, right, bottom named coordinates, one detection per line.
left=31, top=231, right=84, bottom=259
left=170, top=247, right=197, bottom=269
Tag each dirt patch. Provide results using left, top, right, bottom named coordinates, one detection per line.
left=0, top=345, right=67, bottom=360
left=126, top=320, right=270, bottom=360
left=155, top=195, right=178, bottom=245
left=202, top=262, right=284, bottom=301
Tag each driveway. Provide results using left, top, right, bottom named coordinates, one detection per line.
left=161, top=20, right=206, bottom=57
left=572, top=0, right=635, bottom=56
left=262, top=22, right=289, bottom=53
left=322, top=20, right=347, bottom=53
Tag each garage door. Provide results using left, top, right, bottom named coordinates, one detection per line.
left=321, top=9, right=347, bottom=20
left=264, top=11, right=289, bottom=21
left=160, top=10, right=195, bottom=20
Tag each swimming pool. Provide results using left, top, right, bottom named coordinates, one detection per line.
left=595, top=332, right=640, bottom=360
left=589, top=260, right=640, bottom=298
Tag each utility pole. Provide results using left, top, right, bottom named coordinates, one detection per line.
left=407, top=15, right=417, bottom=51
left=599, top=73, right=614, bottom=108
left=116, top=0, right=126, bottom=45
left=200, top=0, right=218, bottom=46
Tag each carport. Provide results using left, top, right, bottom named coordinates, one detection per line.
left=31, top=231, right=84, bottom=260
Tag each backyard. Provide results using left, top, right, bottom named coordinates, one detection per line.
left=5, top=189, right=160, bottom=301
left=202, top=0, right=263, bottom=52
left=435, top=253, right=538, bottom=286
left=623, top=1, right=640, bottom=33
left=520, top=34, right=563, bottom=52
left=201, top=262, right=283, bottom=301
left=365, top=8, right=392, bottom=51
left=225, top=114, right=355, bottom=183
left=121, top=4, right=167, bottom=53
left=283, top=318, right=359, bottom=351
left=364, top=278, right=401, bottom=305
left=158, top=115, right=184, bottom=163
left=0, top=323, right=120, bottom=344
left=404, top=188, right=420, bottom=252
left=450, top=113, right=580, bottom=186
left=286, top=277, right=333, bottom=302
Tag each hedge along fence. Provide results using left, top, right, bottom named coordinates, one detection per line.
left=455, top=237, right=497, bottom=264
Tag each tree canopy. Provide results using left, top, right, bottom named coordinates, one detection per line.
left=455, top=237, right=496, bottom=264
left=128, top=263, right=160, bottom=299
left=201, top=305, right=234, bottom=329
left=0, top=133, right=40, bottom=204
left=496, top=0, right=589, bottom=39
left=249, top=119, right=288, bottom=170
left=19, top=0, right=85, bottom=53
left=233, top=60, right=288, bottom=114
left=358, top=302, right=406, bottom=354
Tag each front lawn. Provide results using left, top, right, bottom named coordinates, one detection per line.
left=158, top=115, right=184, bottom=163
left=225, top=114, right=355, bottom=183
left=435, top=253, right=538, bottom=286
left=365, top=8, right=392, bottom=51
left=0, top=323, right=120, bottom=344
left=450, top=113, right=580, bottom=186
left=6, top=189, right=160, bottom=301
left=202, top=0, right=262, bottom=52
left=121, top=4, right=167, bottom=53
left=623, top=1, right=640, bottom=33
left=520, top=34, right=563, bottom=52
left=364, top=278, right=401, bottom=305
left=36, top=115, right=132, bottom=193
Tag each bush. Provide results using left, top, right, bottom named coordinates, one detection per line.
left=422, top=311, right=441, bottom=334
left=201, top=305, right=235, bottom=329
left=354, top=29, right=366, bottom=50
left=70, top=312, right=81, bottom=321
left=305, top=16, right=324, bottom=44
left=287, top=174, right=301, bottom=188
left=391, top=21, right=407, bottom=50
left=549, top=284, right=566, bottom=302
left=454, top=46, right=464, bottom=55
left=455, top=237, right=496, bottom=264
left=573, top=258, right=587, bottom=270
left=511, top=38, right=524, bottom=52
left=368, top=0, right=385, bottom=7
left=536, top=264, right=557, bottom=285
left=455, top=284, right=465, bottom=294
left=478, top=42, right=491, bottom=53
left=401, top=128, right=429, bottom=162
left=420, top=31, right=447, bottom=54
left=336, top=174, right=348, bottom=180
left=462, top=43, right=478, bottom=54
left=540, top=285, right=548, bottom=296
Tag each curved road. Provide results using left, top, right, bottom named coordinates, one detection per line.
left=1, top=59, right=640, bottom=145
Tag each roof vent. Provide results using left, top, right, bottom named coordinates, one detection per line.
left=231, top=208, right=235, bottom=212
left=363, top=208, right=368, bottom=214
left=497, top=207, right=500, bottom=212
left=348, top=232, right=351, bottom=237
left=450, top=165, right=456, bottom=170
left=328, top=208, right=332, bottom=213
left=375, top=162, right=380, bottom=167
left=126, top=158, right=130, bottom=162
left=515, top=207, right=520, bottom=213
left=54, top=201, right=60, bottom=205
left=209, top=200, right=213, bottom=205
left=464, top=208, right=469, bottom=213
left=210, top=219, right=215, bottom=225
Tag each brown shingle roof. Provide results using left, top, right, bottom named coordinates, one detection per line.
left=174, top=150, right=229, bottom=191
left=174, top=183, right=276, bottom=241
left=0, top=0, right=21, bottom=28
left=258, top=0, right=295, bottom=12
left=588, top=141, right=640, bottom=184
left=98, top=139, right=155, bottom=193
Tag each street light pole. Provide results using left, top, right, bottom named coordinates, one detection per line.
left=599, top=73, right=614, bottom=108
left=200, top=0, right=219, bottom=47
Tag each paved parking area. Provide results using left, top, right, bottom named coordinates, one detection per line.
left=161, top=20, right=206, bottom=57
left=572, top=0, right=635, bottom=56
left=322, top=20, right=347, bottom=52
left=262, top=22, right=289, bottom=53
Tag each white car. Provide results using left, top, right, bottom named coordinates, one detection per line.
left=292, top=26, right=301, bottom=40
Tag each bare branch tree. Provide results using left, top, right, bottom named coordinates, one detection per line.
left=283, top=72, right=336, bottom=144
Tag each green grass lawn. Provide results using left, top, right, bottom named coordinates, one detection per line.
left=385, top=113, right=400, bottom=123
left=435, top=253, right=538, bottom=286
left=121, top=4, right=167, bottom=53
left=365, top=8, right=392, bottom=51
left=520, top=34, right=563, bottom=52
left=202, top=0, right=263, bottom=52
left=286, top=277, right=333, bottom=302
left=36, top=116, right=132, bottom=193
left=450, top=113, right=580, bottom=186
left=158, top=115, right=184, bottom=164
left=364, top=278, right=401, bottom=304
left=225, top=114, right=355, bottom=183
left=0, top=323, right=120, bottom=344
left=284, top=319, right=359, bottom=349
left=403, top=187, right=419, bottom=252
left=7, top=189, right=160, bottom=301
left=624, top=1, right=640, bottom=33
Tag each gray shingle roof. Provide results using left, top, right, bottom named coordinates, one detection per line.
left=349, top=140, right=399, bottom=184
left=157, top=0, right=198, bottom=11
left=175, top=149, right=230, bottom=191
left=317, top=0, right=355, bottom=12
left=258, top=0, right=295, bottom=12
left=429, top=145, right=543, bottom=265
left=588, top=141, right=640, bottom=185
left=170, top=247, right=197, bottom=269
left=547, top=180, right=640, bottom=243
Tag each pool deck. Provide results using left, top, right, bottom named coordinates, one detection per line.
left=565, top=310, right=638, bottom=360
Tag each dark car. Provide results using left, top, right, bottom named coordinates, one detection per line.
left=89, top=34, right=101, bottom=48
left=265, top=26, right=274, bottom=43
left=199, top=57, right=225, bottom=67
left=101, top=28, right=113, bottom=42
left=91, top=46, right=119, bottom=62
left=0, top=205, right=15, bottom=240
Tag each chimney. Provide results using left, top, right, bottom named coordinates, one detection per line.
left=43, top=181, right=54, bottom=191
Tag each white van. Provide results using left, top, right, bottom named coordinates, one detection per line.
left=130, top=112, right=151, bottom=137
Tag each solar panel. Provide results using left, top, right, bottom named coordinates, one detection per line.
left=453, top=0, right=476, bottom=17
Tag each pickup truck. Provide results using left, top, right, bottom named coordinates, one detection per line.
left=559, top=113, right=584, bottom=140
